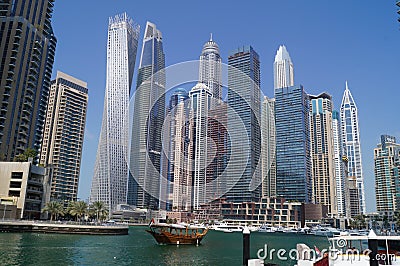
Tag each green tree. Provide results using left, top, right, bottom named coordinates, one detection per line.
left=89, top=201, right=108, bottom=223
left=42, top=201, right=64, bottom=221
left=382, top=215, right=390, bottom=230
left=395, top=212, right=400, bottom=229
left=67, top=201, right=88, bottom=222
left=352, top=215, right=367, bottom=229
left=14, top=148, right=38, bottom=162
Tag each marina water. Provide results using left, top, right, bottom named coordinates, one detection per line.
left=0, top=226, right=329, bottom=265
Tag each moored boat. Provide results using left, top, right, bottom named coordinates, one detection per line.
left=146, top=222, right=208, bottom=245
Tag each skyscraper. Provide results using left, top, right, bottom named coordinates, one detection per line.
left=0, top=0, right=56, bottom=162
left=199, top=35, right=222, bottom=101
left=129, top=22, right=165, bottom=209
left=40, top=71, right=88, bottom=202
left=226, top=46, right=261, bottom=203
left=332, top=110, right=347, bottom=217
left=275, top=85, right=312, bottom=203
left=188, top=83, right=212, bottom=209
left=374, top=135, right=400, bottom=212
left=90, top=13, right=139, bottom=213
left=273, top=45, right=294, bottom=89
left=161, top=88, right=190, bottom=211
left=261, top=96, right=276, bottom=198
left=309, top=93, right=337, bottom=216
left=206, top=101, right=228, bottom=203
left=340, top=82, right=366, bottom=213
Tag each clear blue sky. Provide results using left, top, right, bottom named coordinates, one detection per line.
left=51, top=1, right=400, bottom=212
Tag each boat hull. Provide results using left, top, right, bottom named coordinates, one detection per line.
left=146, top=229, right=207, bottom=245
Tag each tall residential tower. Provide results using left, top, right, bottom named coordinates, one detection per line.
left=332, top=110, right=347, bottom=216
left=374, top=135, right=400, bottom=212
left=340, top=82, right=366, bottom=213
left=40, top=71, right=88, bottom=202
left=309, top=93, right=337, bottom=216
left=261, top=96, right=276, bottom=198
left=0, top=0, right=56, bottom=162
left=90, top=13, right=139, bottom=213
left=199, top=35, right=222, bottom=101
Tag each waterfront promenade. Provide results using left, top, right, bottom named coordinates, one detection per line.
left=0, top=220, right=129, bottom=235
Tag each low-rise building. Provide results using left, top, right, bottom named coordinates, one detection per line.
left=196, top=197, right=302, bottom=228
left=0, top=161, right=51, bottom=219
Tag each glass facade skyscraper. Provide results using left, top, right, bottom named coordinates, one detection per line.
left=340, top=82, right=366, bottom=213
left=0, top=0, right=56, bottom=162
left=275, top=85, right=312, bottom=203
left=226, top=46, right=261, bottom=203
left=129, top=21, right=165, bottom=210
left=90, top=13, right=139, bottom=213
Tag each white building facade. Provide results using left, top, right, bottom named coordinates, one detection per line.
left=340, top=82, right=366, bottom=214
left=273, top=45, right=294, bottom=89
left=90, top=13, right=139, bottom=213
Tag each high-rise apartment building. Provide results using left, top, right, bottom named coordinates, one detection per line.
left=261, top=96, right=276, bottom=198
left=346, top=175, right=360, bottom=218
left=90, top=13, right=139, bottom=213
left=40, top=71, right=88, bottom=202
left=0, top=0, right=56, bottom=162
left=309, top=93, right=337, bottom=216
left=340, top=82, right=366, bottom=213
left=199, top=35, right=222, bottom=101
left=275, top=85, right=312, bottom=203
left=273, top=45, right=294, bottom=89
left=188, top=83, right=212, bottom=209
left=226, top=46, right=261, bottom=203
left=206, top=101, right=228, bottom=203
left=374, top=135, right=400, bottom=212
left=129, top=22, right=165, bottom=209
left=332, top=110, right=347, bottom=216
left=161, top=88, right=190, bottom=211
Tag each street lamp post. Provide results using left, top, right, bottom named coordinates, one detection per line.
left=2, top=202, right=6, bottom=220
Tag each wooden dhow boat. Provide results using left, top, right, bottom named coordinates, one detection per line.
left=146, top=221, right=209, bottom=245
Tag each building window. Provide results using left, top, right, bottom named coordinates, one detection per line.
left=11, top=172, right=23, bottom=179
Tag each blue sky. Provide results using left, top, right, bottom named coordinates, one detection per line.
left=51, top=1, right=400, bottom=212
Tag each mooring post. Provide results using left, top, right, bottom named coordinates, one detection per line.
left=243, top=226, right=250, bottom=266
left=368, top=229, right=378, bottom=266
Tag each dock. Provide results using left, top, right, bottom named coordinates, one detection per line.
left=0, top=220, right=129, bottom=235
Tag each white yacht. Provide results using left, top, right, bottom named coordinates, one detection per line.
left=211, top=223, right=243, bottom=233
left=258, top=224, right=278, bottom=233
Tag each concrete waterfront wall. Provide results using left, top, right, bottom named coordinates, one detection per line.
left=0, top=221, right=129, bottom=235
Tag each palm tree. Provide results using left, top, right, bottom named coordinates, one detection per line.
left=89, top=201, right=108, bottom=223
left=42, top=201, right=64, bottom=221
left=67, top=201, right=88, bottom=222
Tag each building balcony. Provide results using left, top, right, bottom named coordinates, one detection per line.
left=25, top=197, right=42, bottom=204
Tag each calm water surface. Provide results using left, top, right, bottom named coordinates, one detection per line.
left=0, top=226, right=329, bottom=266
